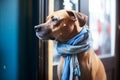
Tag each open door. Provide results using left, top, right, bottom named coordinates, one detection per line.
left=38, top=0, right=119, bottom=80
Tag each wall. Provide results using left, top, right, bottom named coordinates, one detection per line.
left=0, top=0, right=18, bottom=80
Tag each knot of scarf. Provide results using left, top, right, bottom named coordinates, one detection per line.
left=56, top=27, right=93, bottom=80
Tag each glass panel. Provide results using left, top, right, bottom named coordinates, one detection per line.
left=89, top=0, right=116, bottom=58
left=54, top=0, right=78, bottom=11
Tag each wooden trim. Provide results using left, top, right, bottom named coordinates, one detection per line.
left=49, top=0, right=54, bottom=14
left=39, top=0, right=49, bottom=80
left=38, top=0, right=45, bottom=79
left=48, top=0, right=54, bottom=80
left=38, top=41, right=44, bottom=80
left=101, top=57, right=115, bottom=69
left=48, top=41, right=53, bottom=80
left=115, top=0, right=120, bottom=79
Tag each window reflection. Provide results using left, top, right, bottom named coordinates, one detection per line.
left=54, top=0, right=78, bottom=11
left=89, top=0, right=116, bottom=58
left=63, top=0, right=78, bottom=11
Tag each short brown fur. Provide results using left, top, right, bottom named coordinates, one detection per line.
left=34, top=10, right=107, bottom=80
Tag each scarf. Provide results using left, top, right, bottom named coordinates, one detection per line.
left=56, top=27, right=93, bottom=80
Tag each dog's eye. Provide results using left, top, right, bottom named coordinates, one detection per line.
left=51, top=17, right=61, bottom=26
left=52, top=18, right=58, bottom=22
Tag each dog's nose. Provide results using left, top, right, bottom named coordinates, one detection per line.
left=34, top=25, right=42, bottom=32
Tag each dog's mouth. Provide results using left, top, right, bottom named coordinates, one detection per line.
left=35, top=30, right=49, bottom=40
left=35, top=27, right=55, bottom=40
left=36, top=32, right=48, bottom=40
left=36, top=33, right=55, bottom=40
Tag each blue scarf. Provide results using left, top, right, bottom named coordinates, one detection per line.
left=56, top=27, right=93, bottom=80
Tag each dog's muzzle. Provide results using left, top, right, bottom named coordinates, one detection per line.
left=34, top=25, right=54, bottom=40
left=34, top=25, right=42, bottom=32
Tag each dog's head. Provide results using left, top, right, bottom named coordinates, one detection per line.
left=34, top=10, right=87, bottom=42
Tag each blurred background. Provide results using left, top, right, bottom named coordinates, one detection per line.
left=0, top=0, right=39, bottom=80
left=0, top=0, right=120, bottom=80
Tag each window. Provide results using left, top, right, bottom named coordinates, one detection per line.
left=89, top=0, right=116, bottom=58
left=40, top=0, right=117, bottom=80
left=53, top=0, right=116, bottom=65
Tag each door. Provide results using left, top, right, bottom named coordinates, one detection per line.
left=38, top=0, right=119, bottom=80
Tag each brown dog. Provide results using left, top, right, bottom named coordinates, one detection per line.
left=34, top=10, right=107, bottom=80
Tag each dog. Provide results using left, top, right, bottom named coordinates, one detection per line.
left=34, top=10, right=107, bottom=80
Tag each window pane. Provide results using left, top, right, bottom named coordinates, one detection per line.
left=89, top=0, right=116, bottom=58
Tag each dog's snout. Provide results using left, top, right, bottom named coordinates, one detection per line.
left=34, top=25, right=42, bottom=32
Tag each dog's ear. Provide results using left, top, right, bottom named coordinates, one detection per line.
left=66, top=10, right=76, bottom=21
left=66, top=10, right=88, bottom=27
left=75, top=12, right=88, bottom=27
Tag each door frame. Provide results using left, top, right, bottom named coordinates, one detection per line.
left=38, top=0, right=120, bottom=80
